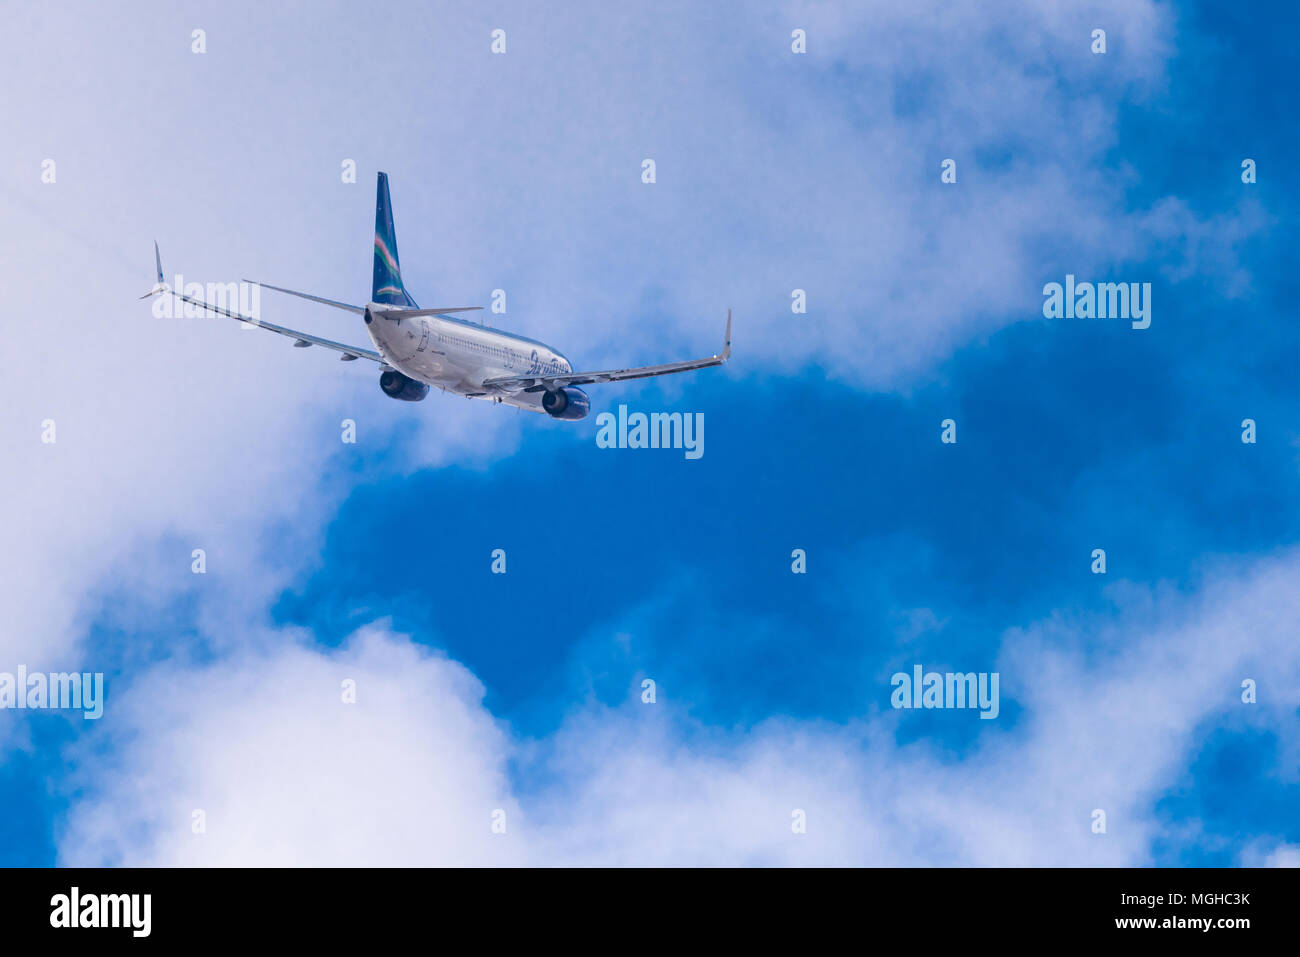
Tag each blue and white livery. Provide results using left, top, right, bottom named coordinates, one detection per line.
left=146, top=172, right=731, bottom=420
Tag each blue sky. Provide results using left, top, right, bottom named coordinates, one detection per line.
left=1, top=0, right=1297, bottom=866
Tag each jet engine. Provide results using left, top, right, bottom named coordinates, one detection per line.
left=541, top=386, right=590, bottom=420
left=379, top=370, right=430, bottom=402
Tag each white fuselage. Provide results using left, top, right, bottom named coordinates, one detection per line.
left=363, top=304, right=572, bottom=412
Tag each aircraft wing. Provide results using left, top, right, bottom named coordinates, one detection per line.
left=484, top=311, right=731, bottom=393
left=170, top=286, right=385, bottom=364
left=146, top=245, right=386, bottom=365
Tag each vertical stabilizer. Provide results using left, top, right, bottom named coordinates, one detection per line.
left=372, top=172, right=416, bottom=307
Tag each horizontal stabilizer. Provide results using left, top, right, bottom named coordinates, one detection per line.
left=245, top=280, right=364, bottom=314
left=371, top=306, right=482, bottom=319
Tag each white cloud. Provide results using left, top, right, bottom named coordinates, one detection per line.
left=57, top=550, right=1300, bottom=866
left=58, top=626, right=521, bottom=867
left=1246, top=843, right=1300, bottom=868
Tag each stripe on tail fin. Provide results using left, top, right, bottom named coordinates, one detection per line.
left=372, top=172, right=417, bottom=307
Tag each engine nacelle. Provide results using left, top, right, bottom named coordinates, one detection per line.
left=541, top=386, right=590, bottom=420
left=379, top=370, right=429, bottom=402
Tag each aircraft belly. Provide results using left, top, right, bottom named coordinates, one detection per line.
left=405, top=351, right=445, bottom=379
left=364, top=313, right=560, bottom=405
left=390, top=320, right=423, bottom=361
left=366, top=319, right=446, bottom=381
left=504, top=392, right=547, bottom=414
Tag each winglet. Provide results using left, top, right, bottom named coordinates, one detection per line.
left=721, top=309, right=732, bottom=361
left=139, top=241, right=169, bottom=299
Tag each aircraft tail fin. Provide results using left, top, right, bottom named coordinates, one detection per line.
left=372, top=172, right=416, bottom=307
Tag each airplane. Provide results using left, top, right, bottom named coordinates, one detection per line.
left=144, top=172, right=731, bottom=420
